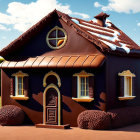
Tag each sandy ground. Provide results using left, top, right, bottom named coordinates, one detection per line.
left=0, top=124, right=140, bottom=140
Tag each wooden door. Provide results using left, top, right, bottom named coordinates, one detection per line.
left=46, top=88, right=58, bottom=125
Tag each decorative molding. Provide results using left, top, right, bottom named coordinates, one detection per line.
left=72, top=98, right=94, bottom=102
left=12, top=71, right=29, bottom=77
left=73, top=70, right=94, bottom=77
left=10, top=95, right=29, bottom=100
left=118, top=70, right=136, bottom=77
left=43, top=71, right=61, bottom=87
left=36, top=124, right=70, bottom=129
left=46, top=26, right=67, bottom=50
left=43, top=84, right=61, bottom=125
left=118, top=96, right=136, bottom=100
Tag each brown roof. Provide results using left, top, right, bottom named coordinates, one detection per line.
left=0, top=10, right=139, bottom=59
left=0, top=55, right=105, bottom=68
left=71, top=17, right=140, bottom=54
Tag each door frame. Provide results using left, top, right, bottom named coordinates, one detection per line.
left=43, top=83, right=61, bottom=125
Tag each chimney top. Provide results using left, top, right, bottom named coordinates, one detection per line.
left=94, top=12, right=109, bottom=27
left=94, top=12, right=109, bottom=20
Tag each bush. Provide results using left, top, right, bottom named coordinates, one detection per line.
left=77, top=110, right=111, bottom=130
left=0, top=105, right=25, bottom=126
left=108, top=106, right=140, bottom=128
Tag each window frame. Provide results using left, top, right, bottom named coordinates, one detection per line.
left=46, top=26, right=67, bottom=50
left=124, top=76, right=132, bottom=97
left=15, top=76, right=24, bottom=97
left=73, top=70, right=94, bottom=102
left=118, top=70, right=136, bottom=100
left=78, top=76, right=89, bottom=99
left=11, top=71, right=29, bottom=100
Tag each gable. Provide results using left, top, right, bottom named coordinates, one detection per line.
left=0, top=10, right=106, bottom=68
left=1, top=10, right=140, bottom=60
left=0, top=10, right=103, bottom=61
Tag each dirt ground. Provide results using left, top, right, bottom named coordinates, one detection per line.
left=0, top=124, right=140, bottom=140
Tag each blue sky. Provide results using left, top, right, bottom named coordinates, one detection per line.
left=0, top=0, right=140, bottom=50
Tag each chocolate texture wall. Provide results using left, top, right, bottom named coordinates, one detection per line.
left=1, top=67, right=106, bottom=126
left=106, top=55, right=140, bottom=110
left=1, top=12, right=107, bottom=126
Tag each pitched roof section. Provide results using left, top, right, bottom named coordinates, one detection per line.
left=0, top=10, right=70, bottom=58
left=71, top=17, right=140, bottom=54
left=0, top=10, right=139, bottom=58
left=0, top=55, right=105, bottom=68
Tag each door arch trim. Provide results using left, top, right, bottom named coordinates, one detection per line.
left=43, top=83, right=61, bottom=125
left=43, top=71, right=61, bottom=87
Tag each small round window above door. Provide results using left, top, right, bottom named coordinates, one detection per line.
left=46, top=26, right=67, bottom=49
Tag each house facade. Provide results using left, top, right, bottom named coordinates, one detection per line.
left=0, top=10, right=140, bottom=127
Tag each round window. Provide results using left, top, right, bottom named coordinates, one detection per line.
left=46, top=26, right=67, bottom=49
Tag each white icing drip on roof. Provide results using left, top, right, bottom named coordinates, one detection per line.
left=82, top=21, right=114, bottom=32
left=71, top=17, right=130, bottom=54
left=78, top=23, right=120, bottom=42
left=79, top=24, right=114, bottom=36
left=88, top=31, right=114, bottom=41
left=100, top=40, right=130, bottom=53
left=105, top=19, right=112, bottom=27
left=88, top=30, right=119, bottom=42
left=92, top=19, right=97, bottom=23
left=120, top=43, right=130, bottom=53
left=71, top=19, right=79, bottom=24
left=99, top=40, right=116, bottom=50
left=106, top=22, right=111, bottom=27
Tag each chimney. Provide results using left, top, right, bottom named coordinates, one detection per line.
left=94, top=12, right=109, bottom=27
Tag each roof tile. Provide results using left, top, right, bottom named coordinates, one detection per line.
left=39, top=56, right=53, bottom=67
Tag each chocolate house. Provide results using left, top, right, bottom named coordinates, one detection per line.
left=0, top=10, right=140, bottom=127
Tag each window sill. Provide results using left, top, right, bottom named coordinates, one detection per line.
left=72, top=98, right=94, bottom=102
left=10, top=96, right=29, bottom=100
left=118, top=96, right=136, bottom=100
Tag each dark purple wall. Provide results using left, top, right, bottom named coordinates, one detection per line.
left=106, top=54, right=140, bottom=110
left=1, top=66, right=106, bottom=126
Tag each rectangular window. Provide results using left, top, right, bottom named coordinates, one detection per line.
left=124, top=76, right=132, bottom=97
left=18, top=77, right=23, bottom=96
left=11, top=71, right=29, bottom=100
left=72, top=70, right=94, bottom=102
left=15, top=76, right=24, bottom=96
left=118, top=70, right=136, bottom=100
left=79, top=77, right=89, bottom=98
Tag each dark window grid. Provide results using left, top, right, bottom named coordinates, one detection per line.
left=48, top=29, right=65, bottom=47
left=80, top=77, right=89, bottom=97
left=17, top=77, right=23, bottom=95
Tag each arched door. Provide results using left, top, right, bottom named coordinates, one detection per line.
left=43, top=71, right=61, bottom=125
left=46, top=88, right=58, bottom=124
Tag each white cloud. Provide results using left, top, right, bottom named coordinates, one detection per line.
left=0, top=24, right=11, bottom=31
left=137, top=23, right=140, bottom=26
left=0, top=0, right=90, bottom=32
left=2, top=36, right=7, bottom=40
left=94, top=0, right=140, bottom=13
left=73, top=12, right=90, bottom=19
left=94, top=2, right=102, bottom=8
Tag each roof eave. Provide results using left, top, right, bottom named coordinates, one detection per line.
left=0, top=10, right=69, bottom=58
left=103, top=48, right=140, bottom=58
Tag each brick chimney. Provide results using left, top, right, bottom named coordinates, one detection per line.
left=94, top=12, right=109, bottom=27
